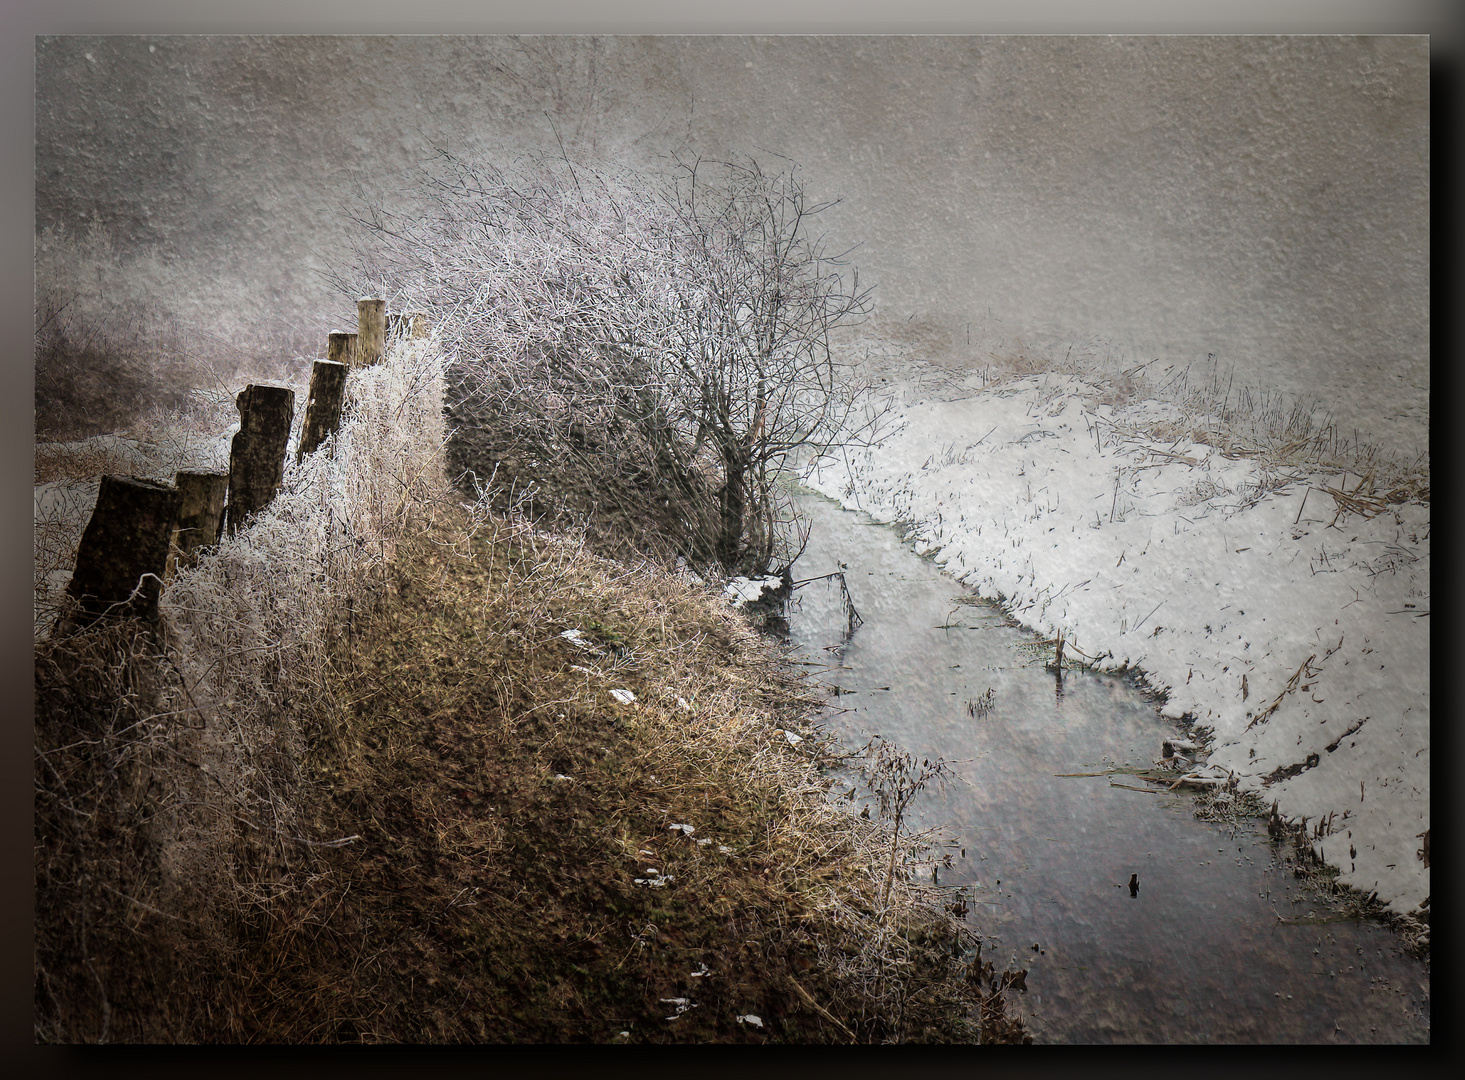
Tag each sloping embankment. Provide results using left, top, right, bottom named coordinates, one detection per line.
left=807, top=368, right=1428, bottom=936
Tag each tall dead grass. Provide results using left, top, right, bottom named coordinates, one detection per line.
left=35, top=331, right=448, bottom=1042
left=246, top=496, right=1009, bottom=1043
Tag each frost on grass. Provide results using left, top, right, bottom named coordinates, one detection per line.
left=807, top=347, right=1429, bottom=924
left=34, top=332, right=449, bottom=1041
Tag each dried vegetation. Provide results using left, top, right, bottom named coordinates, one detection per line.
left=34, top=333, right=1024, bottom=1042
left=35, top=220, right=317, bottom=442
left=851, top=331, right=1429, bottom=501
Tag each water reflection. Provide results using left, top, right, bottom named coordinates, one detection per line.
left=784, top=488, right=1429, bottom=1044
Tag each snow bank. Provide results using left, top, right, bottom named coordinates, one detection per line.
left=807, top=371, right=1429, bottom=916
left=724, top=574, right=790, bottom=607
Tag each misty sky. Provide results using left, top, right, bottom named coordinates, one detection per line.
left=33, top=34, right=1429, bottom=449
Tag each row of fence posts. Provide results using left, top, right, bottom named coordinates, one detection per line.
left=57, top=299, right=429, bottom=631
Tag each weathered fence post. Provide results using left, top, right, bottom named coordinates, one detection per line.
left=327, top=330, right=356, bottom=369
left=297, top=360, right=349, bottom=463
left=224, top=384, right=295, bottom=534
left=357, top=297, right=386, bottom=368
left=63, top=475, right=183, bottom=627
left=168, top=471, right=229, bottom=576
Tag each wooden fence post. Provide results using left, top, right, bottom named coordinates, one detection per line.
left=168, top=472, right=229, bottom=576
left=297, top=360, right=349, bottom=463
left=357, top=297, right=386, bottom=368
left=224, top=384, right=295, bottom=534
left=328, top=330, right=356, bottom=369
left=64, top=475, right=183, bottom=626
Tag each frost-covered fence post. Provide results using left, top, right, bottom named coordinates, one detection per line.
left=224, top=384, right=295, bottom=534
left=328, top=330, right=357, bottom=368
left=168, top=471, right=228, bottom=575
left=297, top=359, right=349, bottom=462
left=63, top=475, right=183, bottom=627
left=356, top=297, right=386, bottom=368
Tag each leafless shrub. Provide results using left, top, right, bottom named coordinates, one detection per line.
left=332, top=148, right=878, bottom=575
left=859, top=737, right=956, bottom=914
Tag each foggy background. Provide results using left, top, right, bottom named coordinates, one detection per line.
left=33, top=34, right=1429, bottom=452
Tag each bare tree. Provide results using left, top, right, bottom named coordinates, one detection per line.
left=334, top=148, right=874, bottom=574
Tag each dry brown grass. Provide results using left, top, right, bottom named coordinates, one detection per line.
left=34, top=324, right=1027, bottom=1042
left=198, top=500, right=1025, bottom=1043
left=34, top=617, right=241, bottom=1042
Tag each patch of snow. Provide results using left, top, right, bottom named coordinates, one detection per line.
left=807, top=372, right=1429, bottom=915
left=724, top=574, right=786, bottom=606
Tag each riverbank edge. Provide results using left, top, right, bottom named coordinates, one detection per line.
left=802, top=369, right=1429, bottom=956
left=34, top=488, right=1035, bottom=1042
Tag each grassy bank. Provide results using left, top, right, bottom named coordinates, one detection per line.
left=36, top=495, right=1027, bottom=1043
left=34, top=331, right=1028, bottom=1042
left=215, top=499, right=1027, bottom=1042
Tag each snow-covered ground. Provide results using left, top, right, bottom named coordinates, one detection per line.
left=805, top=367, right=1429, bottom=919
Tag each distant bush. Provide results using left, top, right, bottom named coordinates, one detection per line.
left=35, top=222, right=188, bottom=438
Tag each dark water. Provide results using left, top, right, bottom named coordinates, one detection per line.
left=785, top=488, right=1429, bottom=1044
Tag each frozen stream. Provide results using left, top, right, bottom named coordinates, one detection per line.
left=784, top=488, right=1428, bottom=1044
